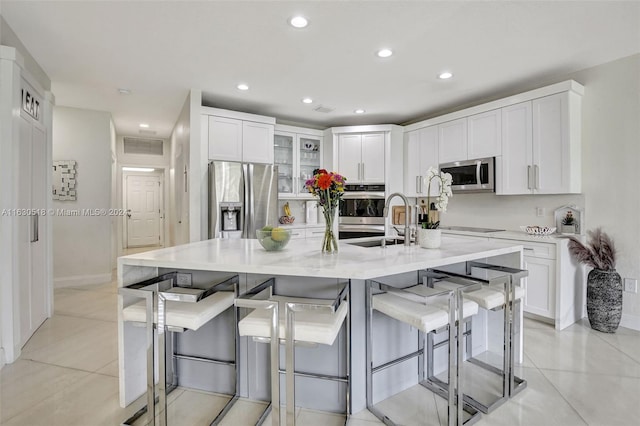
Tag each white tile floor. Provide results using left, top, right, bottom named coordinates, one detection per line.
left=1, top=272, right=638, bottom=425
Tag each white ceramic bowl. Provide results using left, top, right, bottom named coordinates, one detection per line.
left=520, top=225, right=556, bottom=235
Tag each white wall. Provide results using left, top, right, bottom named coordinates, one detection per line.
left=52, top=106, right=113, bottom=287
left=442, top=54, right=640, bottom=328
left=169, top=93, right=192, bottom=246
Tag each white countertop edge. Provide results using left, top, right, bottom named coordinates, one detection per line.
left=441, top=229, right=577, bottom=245
left=117, top=238, right=523, bottom=281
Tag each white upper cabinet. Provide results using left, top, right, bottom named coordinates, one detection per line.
left=274, top=125, right=323, bottom=198
left=338, top=133, right=385, bottom=184
left=467, top=109, right=502, bottom=159
left=499, top=92, right=581, bottom=195
left=404, top=126, right=439, bottom=197
left=438, top=111, right=501, bottom=164
left=242, top=121, right=274, bottom=164
left=208, top=116, right=243, bottom=161
left=438, top=118, right=467, bottom=163
left=500, top=101, right=533, bottom=194
left=205, top=108, right=275, bottom=164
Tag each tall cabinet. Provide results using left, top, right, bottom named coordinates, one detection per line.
left=1, top=47, right=53, bottom=364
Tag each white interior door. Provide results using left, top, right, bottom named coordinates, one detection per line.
left=126, top=175, right=162, bottom=247
left=18, top=116, right=48, bottom=347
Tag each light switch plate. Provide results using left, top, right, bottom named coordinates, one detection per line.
left=624, top=278, right=638, bottom=293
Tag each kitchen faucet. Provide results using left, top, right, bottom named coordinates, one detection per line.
left=383, top=192, right=412, bottom=246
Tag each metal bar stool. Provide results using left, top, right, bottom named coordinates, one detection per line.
left=365, top=278, right=478, bottom=426
left=423, top=261, right=528, bottom=414
left=119, top=272, right=240, bottom=426
left=236, top=278, right=350, bottom=426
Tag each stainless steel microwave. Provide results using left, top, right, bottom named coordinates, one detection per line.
left=439, top=157, right=495, bottom=193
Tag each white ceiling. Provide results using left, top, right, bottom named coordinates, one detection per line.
left=2, top=1, right=639, bottom=139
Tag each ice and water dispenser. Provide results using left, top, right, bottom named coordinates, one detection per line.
left=220, top=202, right=242, bottom=238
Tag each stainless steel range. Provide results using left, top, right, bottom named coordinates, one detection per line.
left=338, top=184, right=385, bottom=239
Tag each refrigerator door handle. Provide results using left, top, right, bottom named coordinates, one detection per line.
left=243, top=163, right=250, bottom=238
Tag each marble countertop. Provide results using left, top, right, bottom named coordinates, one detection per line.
left=118, top=236, right=523, bottom=280
left=440, top=228, right=576, bottom=245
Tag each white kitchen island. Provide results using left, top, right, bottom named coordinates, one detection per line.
left=117, top=236, right=524, bottom=415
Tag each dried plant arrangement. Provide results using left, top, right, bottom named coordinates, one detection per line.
left=568, top=228, right=616, bottom=271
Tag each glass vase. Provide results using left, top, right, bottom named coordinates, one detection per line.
left=321, top=205, right=338, bottom=254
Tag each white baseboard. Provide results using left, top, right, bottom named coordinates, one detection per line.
left=54, top=273, right=113, bottom=289
left=620, top=313, right=640, bottom=331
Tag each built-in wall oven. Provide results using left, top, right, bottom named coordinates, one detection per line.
left=338, top=184, right=385, bottom=239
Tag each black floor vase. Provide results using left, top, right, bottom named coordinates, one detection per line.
left=587, top=269, right=623, bottom=333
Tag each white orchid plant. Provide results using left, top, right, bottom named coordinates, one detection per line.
left=422, top=167, right=453, bottom=229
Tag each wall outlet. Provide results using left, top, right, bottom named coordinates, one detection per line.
left=536, top=207, right=545, bottom=217
left=177, top=273, right=192, bottom=287
left=624, top=278, right=638, bottom=293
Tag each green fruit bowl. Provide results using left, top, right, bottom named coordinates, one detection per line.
left=256, top=229, right=292, bottom=251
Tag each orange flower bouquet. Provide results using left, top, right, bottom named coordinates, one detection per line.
left=305, top=169, right=345, bottom=253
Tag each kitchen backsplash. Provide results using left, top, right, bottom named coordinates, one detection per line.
left=277, top=199, right=322, bottom=225
left=427, top=193, right=585, bottom=231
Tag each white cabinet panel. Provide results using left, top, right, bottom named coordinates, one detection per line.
left=523, top=256, right=556, bottom=319
left=338, top=133, right=385, bottom=184
left=361, top=133, right=385, bottom=183
left=404, top=127, right=439, bottom=197
left=243, top=121, right=274, bottom=164
left=468, top=109, right=502, bottom=159
left=208, top=116, right=243, bottom=161
left=438, top=118, right=467, bottom=163
left=207, top=114, right=274, bottom=164
left=532, top=93, right=568, bottom=194
left=500, top=102, right=533, bottom=195
left=499, top=92, right=580, bottom=195
left=338, top=134, right=361, bottom=182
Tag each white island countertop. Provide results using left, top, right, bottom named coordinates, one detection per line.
left=118, top=236, right=523, bottom=280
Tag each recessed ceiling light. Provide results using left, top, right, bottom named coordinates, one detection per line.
left=118, top=88, right=131, bottom=95
left=139, top=123, right=149, bottom=128
left=438, top=71, right=453, bottom=79
left=354, top=109, right=366, bottom=114
left=237, top=83, right=249, bottom=91
left=302, top=97, right=313, bottom=104
left=289, top=16, right=308, bottom=28
left=377, top=48, right=393, bottom=58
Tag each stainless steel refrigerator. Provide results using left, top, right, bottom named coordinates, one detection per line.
left=208, top=161, right=278, bottom=239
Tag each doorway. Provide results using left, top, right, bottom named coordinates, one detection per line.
left=123, top=172, right=164, bottom=248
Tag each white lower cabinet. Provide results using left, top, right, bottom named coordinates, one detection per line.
left=283, top=225, right=325, bottom=240
left=443, top=232, right=583, bottom=330
left=522, top=255, right=556, bottom=319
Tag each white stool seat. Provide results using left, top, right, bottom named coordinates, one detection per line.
left=436, top=281, right=524, bottom=311
left=238, top=296, right=348, bottom=346
left=402, top=284, right=479, bottom=318
left=123, top=291, right=235, bottom=331
left=373, top=292, right=449, bottom=334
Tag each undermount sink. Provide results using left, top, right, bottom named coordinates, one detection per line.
left=347, top=238, right=405, bottom=248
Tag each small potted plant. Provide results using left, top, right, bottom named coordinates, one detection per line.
left=561, top=211, right=576, bottom=234
left=568, top=228, right=621, bottom=333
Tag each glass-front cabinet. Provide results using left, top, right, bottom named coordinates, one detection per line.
left=274, top=125, right=323, bottom=198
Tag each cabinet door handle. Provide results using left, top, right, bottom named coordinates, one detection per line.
left=31, top=213, right=39, bottom=243
left=534, top=165, right=540, bottom=190
left=527, top=165, right=532, bottom=190
left=416, top=176, right=421, bottom=193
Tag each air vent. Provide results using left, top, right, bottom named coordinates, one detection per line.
left=314, top=105, right=334, bottom=113
left=139, top=129, right=157, bottom=136
left=123, top=137, right=164, bottom=156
